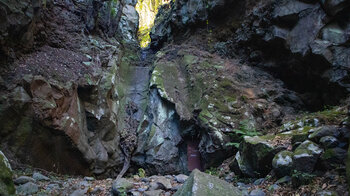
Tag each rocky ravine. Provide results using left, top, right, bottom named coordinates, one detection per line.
left=0, top=0, right=350, bottom=195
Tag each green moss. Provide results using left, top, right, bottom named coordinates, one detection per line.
left=138, top=168, right=146, bottom=178
left=183, top=55, right=198, bottom=65
left=0, top=151, right=15, bottom=195
left=293, top=107, right=347, bottom=126
left=321, top=148, right=337, bottom=160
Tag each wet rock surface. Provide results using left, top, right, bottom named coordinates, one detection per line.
left=0, top=151, right=15, bottom=195
left=0, top=0, right=350, bottom=195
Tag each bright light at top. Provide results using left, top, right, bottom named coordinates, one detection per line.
left=135, top=0, right=171, bottom=48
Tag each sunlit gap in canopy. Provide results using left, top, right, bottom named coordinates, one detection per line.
left=135, top=0, right=171, bottom=48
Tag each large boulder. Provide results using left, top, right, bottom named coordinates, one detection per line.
left=234, top=135, right=283, bottom=177
left=173, top=169, right=242, bottom=196
left=293, top=140, right=323, bottom=172
left=0, top=151, right=15, bottom=195
left=272, top=150, right=294, bottom=177
left=149, top=46, right=301, bottom=169
left=320, top=147, right=347, bottom=168
left=308, top=126, right=340, bottom=141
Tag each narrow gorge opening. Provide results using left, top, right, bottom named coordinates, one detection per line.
left=135, top=0, right=171, bottom=48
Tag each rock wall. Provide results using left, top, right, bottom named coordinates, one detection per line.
left=232, top=0, right=350, bottom=110
left=150, top=0, right=350, bottom=110
left=0, top=0, right=349, bottom=179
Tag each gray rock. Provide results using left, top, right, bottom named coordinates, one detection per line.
left=236, top=182, right=249, bottom=189
left=321, top=24, right=348, bottom=45
left=130, top=190, right=142, bottom=196
left=14, top=176, right=36, bottom=185
left=293, top=140, right=323, bottom=172
left=320, top=0, right=350, bottom=16
left=173, top=169, right=242, bottom=196
left=171, top=185, right=182, bottom=191
left=175, top=174, right=189, bottom=183
left=272, top=151, right=293, bottom=177
left=316, top=190, right=339, bottom=196
left=16, top=182, right=39, bottom=195
left=69, top=188, right=88, bottom=196
left=137, top=187, right=147, bottom=192
left=275, top=176, right=291, bottom=184
left=253, top=178, right=265, bottom=186
left=249, top=189, right=266, bottom=196
left=268, top=184, right=280, bottom=192
left=118, top=5, right=139, bottom=43
left=319, top=136, right=339, bottom=148
left=33, top=172, right=50, bottom=181
left=338, top=127, right=350, bottom=142
left=286, top=5, right=327, bottom=56
left=321, top=147, right=347, bottom=164
left=111, top=178, right=134, bottom=196
left=235, top=136, right=280, bottom=177
left=273, top=1, right=314, bottom=21
left=308, top=126, right=340, bottom=141
left=144, top=190, right=163, bottom=196
left=148, top=181, right=160, bottom=191
left=164, top=192, right=171, bottom=196
left=224, top=172, right=235, bottom=183
left=83, top=176, right=95, bottom=181
left=153, top=176, right=172, bottom=190
left=47, top=183, right=60, bottom=190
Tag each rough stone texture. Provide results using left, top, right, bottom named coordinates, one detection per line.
left=293, top=140, right=323, bottom=172
left=272, top=150, right=293, bottom=177
left=149, top=45, right=301, bottom=169
left=14, top=176, right=35, bottom=185
left=144, top=190, right=163, bottom=196
left=111, top=178, right=134, bottom=196
left=0, top=150, right=15, bottom=195
left=16, top=182, right=39, bottom=195
left=250, top=189, right=266, bottom=196
left=319, top=136, right=339, bottom=148
left=309, top=126, right=340, bottom=141
left=321, top=147, right=347, bottom=166
left=173, top=169, right=242, bottom=196
left=33, top=172, right=50, bottom=181
left=150, top=0, right=238, bottom=49
left=234, top=135, right=284, bottom=177
left=231, top=0, right=350, bottom=110
left=0, top=0, right=142, bottom=177
left=175, top=174, right=188, bottom=183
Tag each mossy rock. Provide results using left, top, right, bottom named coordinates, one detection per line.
left=279, top=126, right=313, bottom=144
left=237, top=135, right=279, bottom=177
left=272, top=150, right=293, bottom=177
left=320, top=147, right=347, bottom=165
left=111, top=178, right=134, bottom=196
left=308, top=125, right=340, bottom=142
left=293, top=140, right=323, bottom=173
left=0, top=151, right=16, bottom=195
left=173, top=169, right=242, bottom=196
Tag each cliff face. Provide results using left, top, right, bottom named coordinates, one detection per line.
left=0, top=0, right=139, bottom=176
left=0, top=1, right=349, bottom=187
left=151, top=0, right=350, bottom=110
